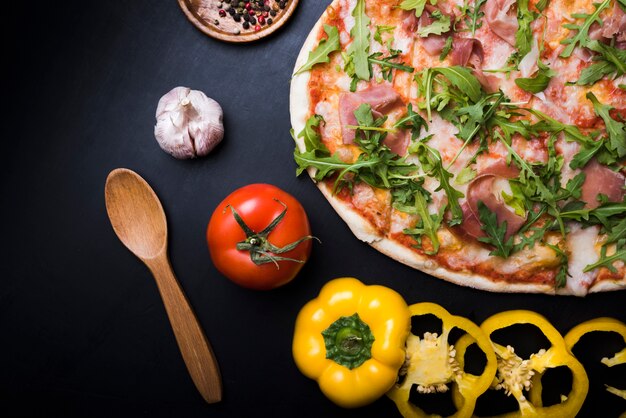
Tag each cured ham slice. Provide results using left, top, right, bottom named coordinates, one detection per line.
left=338, top=84, right=409, bottom=155
left=485, top=0, right=518, bottom=46
left=580, top=159, right=625, bottom=208
left=450, top=38, right=484, bottom=68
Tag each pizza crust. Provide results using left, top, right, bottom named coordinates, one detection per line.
left=289, top=0, right=625, bottom=295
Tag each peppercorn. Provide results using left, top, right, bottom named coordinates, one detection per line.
left=267, top=18, right=273, bottom=24
left=279, top=2, right=286, bottom=9
left=228, top=7, right=236, bottom=15
left=243, top=21, right=250, bottom=29
left=243, top=14, right=250, bottom=21
left=255, top=24, right=261, bottom=31
left=270, top=9, right=277, bottom=16
left=258, top=15, right=265, bottom=24
left=249, top=16, right=256, bottom=24
left=234, top=13, right=242, bottom=21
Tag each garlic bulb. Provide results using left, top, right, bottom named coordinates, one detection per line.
left=154, top=86, right=224, bottom=159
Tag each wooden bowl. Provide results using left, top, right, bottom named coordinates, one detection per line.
left=178, top=0, right=299, bottom=43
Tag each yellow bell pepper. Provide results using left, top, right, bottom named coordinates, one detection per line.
left=479, top=310, right=589, bottom=418
left=564, top=317, right=626, bottom=405
left=387, top=302, right=498, bottom=418
left=292, top=277, right=410, bottom=408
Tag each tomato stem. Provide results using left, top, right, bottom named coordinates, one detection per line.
left=227, top=200, right=319, bottom=268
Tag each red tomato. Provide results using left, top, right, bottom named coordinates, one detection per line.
left=206, top=184, right=314, bottom=290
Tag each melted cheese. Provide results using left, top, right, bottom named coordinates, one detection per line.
left=562, top=224, right=600, bottom=296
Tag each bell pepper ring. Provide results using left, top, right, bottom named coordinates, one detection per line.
left=479, top=310, right=589, bottom=418
left=386, top=302, right=498, bottom=418
left=564, top=317, right=626, bottom=401
left=292, top=277, right=411, bottom=408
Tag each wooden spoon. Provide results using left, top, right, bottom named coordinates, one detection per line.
left=104, top=168, right=222, bottom=404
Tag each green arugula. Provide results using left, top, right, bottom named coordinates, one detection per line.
left=374, top=25, right=396, bottom=49
left=417, top=66, right=483, bottom=120
left=439, top=36, right=454, bottom=60
left=515, top=0, right=536, bottom=61
left=417, top=9, right=451, bottom=37
left=477, top=201, right=514, bottom=258
left=294, top=25, right=341, bottom=76
left=560, top=0, right=611, bottom=58
left=402, top=188, right=444, bottom=254
left=515, top=60, right=556, bottom=93
left=574, top=41, right=626, bottom=85
left=459, top=0, right=487, bottom=36
left=583, top=243, right=626, bottom=273
left=410, top=142, right=464, bottom=226
left=368, top=51, right=415, bottom=83
left=398, top=0, right=430, bottom=17
left=347, top=0, right=371, bottom=82
left=587, top=92, right=626, bottom=158
left=394, top=103, right=428, bottom=140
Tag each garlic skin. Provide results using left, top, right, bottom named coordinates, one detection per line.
left=154, top=86, right=224, bottom=159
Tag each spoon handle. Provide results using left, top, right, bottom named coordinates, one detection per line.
left=145, top=254, right=223, bottom=404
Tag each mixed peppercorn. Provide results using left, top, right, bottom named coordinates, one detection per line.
left=217, top=0, right=289, bottom=32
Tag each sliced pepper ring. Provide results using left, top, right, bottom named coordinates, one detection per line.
left=479, top=310, right=589, bottom=418
left=386, top=302, right=497, bottom=418
left=564, top=317, right=626, bottom=402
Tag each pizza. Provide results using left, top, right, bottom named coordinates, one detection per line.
left=290, top=0, right=626, bottom=295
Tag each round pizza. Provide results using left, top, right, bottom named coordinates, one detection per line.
left=290, top=0, right=626, bottom=295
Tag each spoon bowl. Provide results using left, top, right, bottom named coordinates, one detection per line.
left=105, top=168, right=167, bottom=259
left=105, top=168, right=222, bottom=404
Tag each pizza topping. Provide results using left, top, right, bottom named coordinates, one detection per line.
left=467, top=175, right=527, bottom=241
left=292, top=277, right=410, bottom=408
left=484, top=0, right=518, bottom=46
left=294, top=24, right=341, bottom=76
left=581, top=159, right=626, bottom=208
left=338, top=84, right=403, bottom=145
left=450, top=38, right=484, bottom=68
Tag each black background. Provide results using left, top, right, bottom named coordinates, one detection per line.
left=3, top=1, right=625, bottom=417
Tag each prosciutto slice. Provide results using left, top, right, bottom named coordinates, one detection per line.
left=580, top=160, right=625, bottom=208
left=418, top=6, right=454, bottom=55
left=456, top=160, right=525, bottom=241
left=485, top=0, right=518, bottom=45
left=450, top=38, right=484, bottom=68
left=338, top=84, right=409, bottom=155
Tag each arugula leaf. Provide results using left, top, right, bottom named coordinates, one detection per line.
left=374, top=25, right=395, bottom=48
left=515, top=0, right=536, bottom=60
left=460, top=0, right=487, bottom=36
left=394, top=103, right=428, bottom=140
left=575, top=60, right=617, bottom=86
left=583, top=244, right=626, bottom=273
left=515, top=61, right=556, bottom=93
left=294, top=25, right=341, bottom=76
left=560, top=0, right=611, bottom=58
left=297, top=114, right=327, bottom=154
left=477, top=201, right=514, bottom=258
left=410, top=142, right=464, bottom=226
left=570, top=139, right=603, bottom=169
left=574, top=42, right=626, bottom=85
left=402, top=189, right=444, bottom=254
left=440, top=36, right=453, bottom=60
left=398, top=0, right=429, bottom=16
left=418, top=9, right=451, bottom=37
left=418, top=66, right=483, bottom=119
left=368, top=52, right=415, bottom=82
left=455, top=166, right=477, bottom=184
left=347, top=0, right=371, bottom=81
left=502, top=181, right=527, bottom=217
left=587, top=92, right=626, bottom=158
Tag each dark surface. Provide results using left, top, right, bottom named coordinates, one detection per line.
left=3, top=1, right=625, bottom=417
